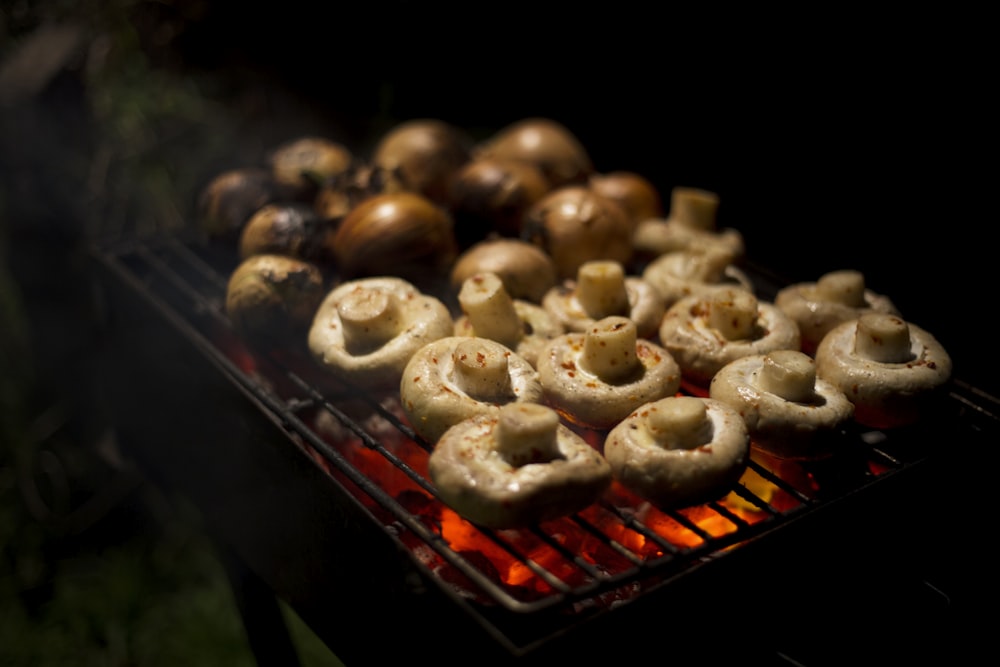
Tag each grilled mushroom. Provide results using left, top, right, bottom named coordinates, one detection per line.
left=399, top=336, right=543, bottom=446
left=429, top=402, right=612, bottom=528
left=814, top=313, right=953, bottom=429
left=709, top=350, right=855, bottom=460
left=641, top=245, right=754, bottom=309
left=774, top=270, right=900, bottom=355
left=542, top=259, right=665, bottom=340
left=632, top=186, right=745, bottom=263
left=453, top=272, right=563, bottom=368
left=537, top=316, right=681, bottom=430
left=603, top=395, right=750, bottom=509
left=308, top=276, right=454, bottom=390
left=658, top=287, right=801, bottom=393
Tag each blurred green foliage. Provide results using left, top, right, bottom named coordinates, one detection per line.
left=1, top=2, right=345, bottom=665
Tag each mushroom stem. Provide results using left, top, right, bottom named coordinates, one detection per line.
left=708, top=289, right=758, bottom=341
left=756, top=350, right=816, bottom=403
left=458, top=272, right=523, bottom=349
left=853, top=313, right=915, bottom=363
left=496, top=403, right=562, bottom=466
left=337, top=288, right=402, bottom=353
left=648, top=396, right=713, bottom=450
left=452, top=338, right=514, bottom=400
left=670, top=187, right=720, bottom=231
left=575, top=260, right=630, bottom=320
left=580, top=316, right=640, bottom=383
left=815, top=270, right=866, bottom=307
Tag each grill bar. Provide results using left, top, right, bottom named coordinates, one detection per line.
left=88, top=230, right=988, bottom=658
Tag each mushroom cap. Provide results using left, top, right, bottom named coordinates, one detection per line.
left=709, top=350, right=855, bottom=460
left=429, top=403, right=612, bottom=528
left=537, top=316, right=681, bottom=430
left=454, top=299, right=563, bottom=369
left=641, top=247, right=754, bottom=308
left=774, top=270, right=900, bottom=354
left=399, top=336, right=544, bottom=445
left=308, top=276, right=454, bottom=390
left=814, top=313, right=953, bottom=429
left=658, top=288, right=802, bottom=392
left=541, top=260, right=666, bottom=340
left=450, top=237, right=558, bottom=303
left=631, top=187, right=745, bottom=261
left=604, top=396, right=750, bottom=508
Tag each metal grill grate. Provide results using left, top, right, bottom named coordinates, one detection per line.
left=88, top=230, right=990, bottom=656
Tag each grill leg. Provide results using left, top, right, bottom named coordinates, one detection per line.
left=219, top=543, right=302, bottom=667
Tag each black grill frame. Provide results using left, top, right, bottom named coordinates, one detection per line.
left=87, top=230, right=998, bottom=663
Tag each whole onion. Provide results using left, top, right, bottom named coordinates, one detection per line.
left=196, top=167, right=292, bottom=241
left=475, top=118, right=594, bottom=189
left=370, top=119, right=472, bottom=206
left=269, top=136, right=354, bottom=199
left=522, top=185, right=633, bottom=281
left=588, top=171, right=664, bottom=232
left=448, top=157, right=552, bottom=247
left=333, top=191, right=458, bottom=290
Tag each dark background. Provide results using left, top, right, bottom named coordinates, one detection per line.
left=166, top=2, right=988, bottom=392
left=0, top=3, right=992, bottom=665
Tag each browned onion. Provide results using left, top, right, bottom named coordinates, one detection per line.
left=522, top=185, right=633, bottom=281
left=588, top=171, right=664, bottom=232
left=448, top=157, right=552, bottom=247
left=474, top=118, right=594, bottom=189
left=333, top=191, right=458, bottom=290
left=370, top=119, right=472, bottom=206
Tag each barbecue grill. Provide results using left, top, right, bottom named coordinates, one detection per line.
left=87, top=228, right=996, bottom=666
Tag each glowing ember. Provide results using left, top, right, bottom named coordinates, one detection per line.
left=223, top=334, right=902, bottom=603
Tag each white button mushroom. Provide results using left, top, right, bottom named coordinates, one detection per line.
left=658, top=287, right=802, bottom=394
left=308, top=277, right=454, bottom=390
left=537, top=316, right=681, bottom=430
left=814, top=313, right=953, bottom=429
left=453, top=271, right=563, bottom=368
left=774, top=269, right=900, bottom=355
left=399, top=336, right=544, bottom=445
left=709, top=350, right=855, bottom=460
left=603, top=396, right=750, bottom=509
left=632, top=187, right=745, bottom=264
left=541, top=260, right=666, bottom=340
left=429, top=403, right=612, bottom=528
left=641, top=245, right=754, bottom=309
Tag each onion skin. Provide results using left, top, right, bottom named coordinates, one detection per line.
left=197, top=167, right=294, bottom=241
left=269, top=136, right=354, bottom=200
left=333, top=191, right=458, bottom=290
left=238, top=202, right=338, bottom=267
left=522, top=185, right=633, bottom=281
left=475, top=118, right=594, bottom=189
left=448, top=157, right=552, bottom=247
left=588, top=171, right=664, bottom=232
left=371, top=119, right=472, bottom=206
left=225, top=254, right=326, bottom=349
